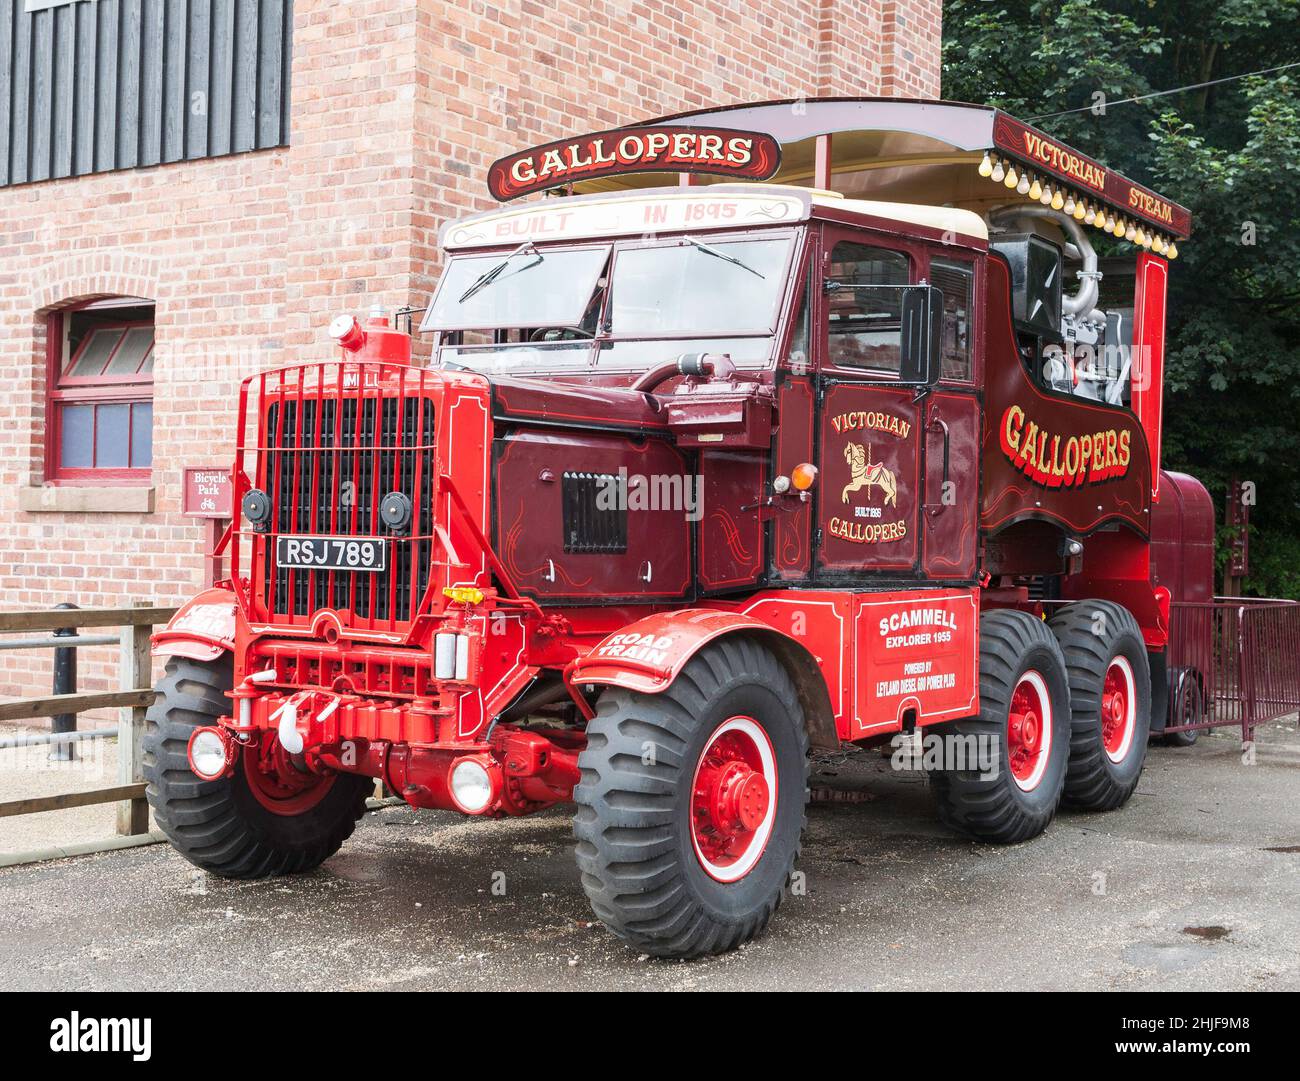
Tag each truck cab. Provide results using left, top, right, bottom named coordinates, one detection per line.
left=422, top=186, right=987, bottom=601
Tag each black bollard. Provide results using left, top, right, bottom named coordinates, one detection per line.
left=50, top=602, right=79, bottom=763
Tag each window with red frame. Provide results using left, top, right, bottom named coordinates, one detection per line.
left=47, top=299, right=155, bottom=483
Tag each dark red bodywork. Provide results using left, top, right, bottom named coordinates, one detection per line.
left=155, top=173, right=1183, bottom=817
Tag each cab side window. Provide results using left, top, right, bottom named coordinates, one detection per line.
left=825, top=242, right=909, bottom=373
left=930, top=258, right=974, bottom=381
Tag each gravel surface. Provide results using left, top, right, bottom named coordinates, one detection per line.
left=0, top=736, right=147, bottom=855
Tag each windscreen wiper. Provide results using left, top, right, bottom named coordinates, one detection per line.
left=458, top=241, right=544, bottom=303
left=684, top=235, right=765, bottom=279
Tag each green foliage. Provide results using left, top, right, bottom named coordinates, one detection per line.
left=945, top=0, right=1300, bottom=597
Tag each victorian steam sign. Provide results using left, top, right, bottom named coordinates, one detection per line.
left=487, top=125, right=782, bottom=201
left=992, top=113, right=1191, bottom=238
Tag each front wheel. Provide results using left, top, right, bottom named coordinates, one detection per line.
left=142, top=656, right=371, bottom=878
left=573, top=638, right=809, bottom=958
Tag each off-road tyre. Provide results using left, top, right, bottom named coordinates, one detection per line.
left=1048, top=600, right=1151, bottom=810
left=143, top=655, right=370, bottom=878
left=930, top=609, right=1071, bottom=844
left=573, top=638, right=809, bottom=958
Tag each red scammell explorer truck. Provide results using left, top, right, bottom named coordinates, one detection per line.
left=145, top=99, right=1204, bottom=957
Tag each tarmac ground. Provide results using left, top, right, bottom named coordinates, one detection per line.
left=1, top=722, right=1297, bottom=991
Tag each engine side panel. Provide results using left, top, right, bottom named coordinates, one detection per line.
left=493, top=429, right=693, bottom=601
left=980, top=255, right=1152, bottom=538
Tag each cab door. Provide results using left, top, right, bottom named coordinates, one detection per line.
left=920, top=253, right=981, bottom=581
left=814, top=233, right=923, bottom=578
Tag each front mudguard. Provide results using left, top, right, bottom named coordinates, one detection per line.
left=569, top=608, right=838, bottom=750
left=152, top=587, right=243, bottom=662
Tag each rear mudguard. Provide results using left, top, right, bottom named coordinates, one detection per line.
left=569, top=609, right=838, bottom=750
left=152, top=587, right=242, bottom=662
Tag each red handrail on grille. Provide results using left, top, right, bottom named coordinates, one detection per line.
left=231, top=361, right=441, bottom=638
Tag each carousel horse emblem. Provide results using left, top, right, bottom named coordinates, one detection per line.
left=842, top=442, right=898, bottom=507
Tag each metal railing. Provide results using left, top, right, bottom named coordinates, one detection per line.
left=0, top=603, right=176, bottom=835
left=1165, top=598, right=1300, bottom=740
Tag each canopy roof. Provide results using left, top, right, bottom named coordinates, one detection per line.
left=491, top=97, right=1190, bottom=254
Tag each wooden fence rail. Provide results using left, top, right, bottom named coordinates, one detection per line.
left=0, top=603, right=176, bottom=836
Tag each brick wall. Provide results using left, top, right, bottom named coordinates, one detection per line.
left=0, top=0, right=941, bottom=707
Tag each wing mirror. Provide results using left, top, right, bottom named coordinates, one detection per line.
left=899, top=284, right=944, bottom=387
left=821, top=280, right=944, bottom=388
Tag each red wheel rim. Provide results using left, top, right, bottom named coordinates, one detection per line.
left=242, top=738, right=336, bottom=816
left=1007, top=671, right=1052, bottom=792
left=1101, top=656, right=1137, bottom=763
left=689, top=716, right=778, bottom=883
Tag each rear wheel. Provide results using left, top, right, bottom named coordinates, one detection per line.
left=929, top=610, right=1071, bottom=844
left=573, top=638, right=809, bottom=958
left=142, top=656, right=371, bottom=878
left=1047, top=600, right=1151, bottom=810
left=1162, top=669, right=1204, bottom=747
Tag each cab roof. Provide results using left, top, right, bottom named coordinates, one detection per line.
left=477, top=97, right=1189, bottom=255
left=441, top=184, right=988, bottom=251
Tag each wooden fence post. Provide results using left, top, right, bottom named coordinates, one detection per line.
left=117, top=604, right=152, bottom=836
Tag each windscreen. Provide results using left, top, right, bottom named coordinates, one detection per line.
left=427, top=231, right=797, bottom=374
left=421, top=245, right=611, bottom=332
left=608, top=237, right=792, bottom=336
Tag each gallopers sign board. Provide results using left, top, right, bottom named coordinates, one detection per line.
left=486, top=125, right=783, bottom=201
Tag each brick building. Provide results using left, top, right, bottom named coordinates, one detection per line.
left=0, top=0, right=941, bottom=702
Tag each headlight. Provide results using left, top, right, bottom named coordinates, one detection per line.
left=188, top=727, right=232, bottom=780
left=380, top=490, right=413, bottom=534
left=241, top=488, right=273, bottom=533
left=449, top=757, right=497, bottom=814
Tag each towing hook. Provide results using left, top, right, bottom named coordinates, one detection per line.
left=269, top=690, right=341, bottom=756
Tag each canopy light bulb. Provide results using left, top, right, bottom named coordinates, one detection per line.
left=978, top=152, right=994, bottom=178
left=1017, top=173, right=1031, bottom=195
left=1167, top=242, right=1178, bottom=260
left=1051, top=190, right=1065, bottom=210
left=990, top=159, right=1006, bottom=183
left=1115, top=217, right=1128, bottom=237
left=1039, top=184, right=1053, bottom=205
left=1064, top=194, right=1076, bottom=214
left=1028, top=178, right=1042, bottom=200
left=1004, top=164, right=1019, bottom=188
left=1125, top=223, right=1137, bottom=241
left=1084, top=205, right=1097, bottom=224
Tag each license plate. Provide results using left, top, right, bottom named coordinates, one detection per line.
left=275, top=536, right=388, bottom=572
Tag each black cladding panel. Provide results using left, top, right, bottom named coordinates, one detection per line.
left=0, top=0, right=293, bottom=189
left=992, top=233, right=1063, bottom=339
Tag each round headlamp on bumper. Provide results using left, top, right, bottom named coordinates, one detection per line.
left=187, top=726, right=236, bottom=781
left=241, top=488, right=273, bottom=533
left=448, top=755, right=500, bottom=815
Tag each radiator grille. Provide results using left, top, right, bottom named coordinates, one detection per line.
left=562, top=471, right=628, bottom=554
left=260, top=395, right=435, bottom=626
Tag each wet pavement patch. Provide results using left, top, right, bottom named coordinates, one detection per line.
left=1182, top=925, right=1231, bottom=941
left=1121, top=942, right=1211, bottom=972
